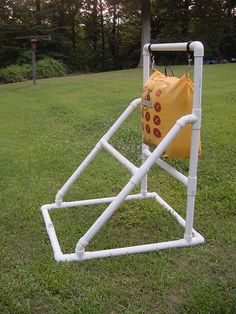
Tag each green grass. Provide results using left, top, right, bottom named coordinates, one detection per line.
left=0, top=64, right=236, bottom=313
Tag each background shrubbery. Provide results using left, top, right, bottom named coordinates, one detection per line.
left=36, top=58, right=66, bottom=79
left=0, top=64, right=31, bottom=83
left=0, top=58, right=66, bottom=83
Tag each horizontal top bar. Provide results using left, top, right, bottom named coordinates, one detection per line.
left=15, top=35, right=51, bottom=40
left=143, top=41, right=204, bottom=57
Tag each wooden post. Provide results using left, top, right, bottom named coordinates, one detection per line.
left=15, top=35, right=51, bottom=85
left=31, top=39, right=37, bottom=85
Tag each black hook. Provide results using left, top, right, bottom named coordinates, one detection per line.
left=186, top=41, right=193, bottom=67
left=148, top=44, right=157, bottom=68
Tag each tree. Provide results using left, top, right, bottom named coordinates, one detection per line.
left=99, top=0, right=105, bottom=70
left=190, top=0, right=223, bottom=58
left=0, top=0, right=235, bottom=72
left=138, top=0, right=150, bottom=67
left=219, top=0, right=236, bottom=60
left=35, top=0, right=41, bottom=25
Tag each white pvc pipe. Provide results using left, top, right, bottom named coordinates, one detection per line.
left=184, top=55, right=203, bottom=242
left=56, top=234, right=204, bottom=262
left=41, top=206, right=63, bottom=261
left=143, top=47, right=150, bottom=83
left=55, top=144, right=101, bottom=206
left=154, top=192, right=204, bottom=243
left=143, top=149, right=188, bottom=186
left=154, top=193, right=186, bottom=228
left=101, top=139, right=137, bottom=174
left=55, top=98, right=141, bottom=205
left=75, top=114, right=197, bottom=255
left=44, top=193, right=156, bottom=211
left=141, top=143, right=149, bottom=196
left=102, top=98, right=141, bottom=141
left=143, top=41, right=204, bottom=57
left=81, top=236, right=204, bottom=260
left=41, top=190, right=204, bottom=262
left=141, top=48, right=151, bottom=196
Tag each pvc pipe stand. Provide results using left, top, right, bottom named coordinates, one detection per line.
left=41, top=41, right=204, bottom=262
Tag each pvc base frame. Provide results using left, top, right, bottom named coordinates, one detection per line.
left=41, top=191, right=204, bottom=262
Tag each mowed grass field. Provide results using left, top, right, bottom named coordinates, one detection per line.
left=0, top=64, right=235, bottom=313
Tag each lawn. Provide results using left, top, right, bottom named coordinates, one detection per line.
left=0, top=64, right=235, bottom=313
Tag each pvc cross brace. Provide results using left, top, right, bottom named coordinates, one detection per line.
left=41, top=41, right=204, bottom=262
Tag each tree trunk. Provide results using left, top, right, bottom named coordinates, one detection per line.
left=35, top=0, right=41, bottom=25
left=71, top=17, right=76, bottom=52
left=92, top=0, right=98, bottom=69
left=138, top=0, right=151, bottom=68
left=182, top=0, right=190, bottom=35
left=111, top=4, right=117, bottom=58
left=99, top=0, right=105, bottom=70
left=59, top=0, right=65, bottom=26
left=68, top=2, right=79, bottom=53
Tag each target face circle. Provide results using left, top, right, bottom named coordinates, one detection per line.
left=153, top=115, right=161, bottom=126
left=145, top=111, right=150, bottom=121
left=156, top=89, right=161, bottom=97
left=154, top=102, right=161, bottom=112
left=145, top=124, right=151, bottom=134
left=153, top=128, right=161, bottom=138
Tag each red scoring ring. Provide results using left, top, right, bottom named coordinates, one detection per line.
left=145, top=124, right=151, bottom=134
left=153, top=128, right=161, bottom=138
left=145, top=111, right=150, bottom=121
left=153, top=114, right=161, bottom=126
left=154, top=102, right=161, bottom=112
left=156, top=89, right=161, bottom=97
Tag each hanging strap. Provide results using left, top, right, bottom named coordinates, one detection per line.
left=164, top=65, right=174, bottom=77
left=186, top=41, right=193, bottom=70
left=148, top=44, right=157, bottom=69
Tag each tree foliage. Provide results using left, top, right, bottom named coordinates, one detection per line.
left=0, top=0, right=235, bottom=72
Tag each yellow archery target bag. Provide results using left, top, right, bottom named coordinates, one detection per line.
left=141, top=70, right=201, bottom=159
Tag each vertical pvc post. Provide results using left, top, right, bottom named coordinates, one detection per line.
left=184, top=45, right=204, bottom=242
left=140, top=46, right=150, bottom=196
left=143, top=47, right=150, bottom=83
